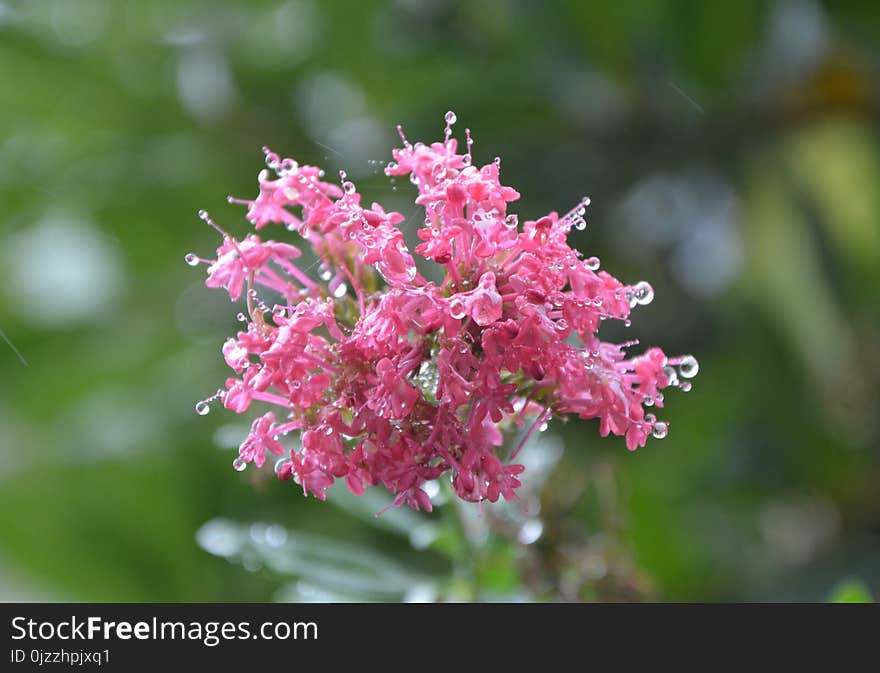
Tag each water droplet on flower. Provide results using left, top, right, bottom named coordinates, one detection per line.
left=184, top=253, right=199, bottom=266
left=333, top=283, right=347, bottom=298
left=232, top=457, right=247, bottom=472
left=343, top=181, right=356, bottom=195
left=195, top=401, right=210, bottom=416
left=258, top=168, right=270, bottom=182
left=324, top=426, right=334, bottom=436
left=586, top=257, right=600, bottom=271
left=538, top=421, right=549, bottom=432
left=264, top=151, right=280, bottom=170
left=274, top=458, right=288, bottom=475
left=574, top=217, right=587, bottom=230
left=679, top=355, right=699, bottom=378
left=445, top=110, right=457, bottom=125
left=279, top=158, right=298, bottom=175
left=449, top=298, right=466, bottom=320
left=633, top=281, right=654, bottom=306
left=462, top=153, right=472, bottom=166
left=555, top=319, right=568, bottom=331
left=644, top=396, right=655, bottom=407
left=236, top=312, right=247, bottom=322
left=505, top=214, right=519, bottom=228
left=663, top=365, right=678, bottom=386
left=652, top=422, right=669, bottom=439
left=318, top=265, right=332, bottom=281
left=680, top=381, right=692, bottom=392
left=624, top=319, right=632, bottom=327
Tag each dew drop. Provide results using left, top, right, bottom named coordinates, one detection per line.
left=585, top=256, right=600, bottom=271
left=505, top=214, right=519, bottom=228
left=449, top=298, right=466, bottom=320
left=236, top=312, right=247, bottom=322
left=279, top=158, right=298, bottom=175
left=333, top=283, right=348, bottom=298
left=233, top=457, right=247, bottom=472
left=264, top=151, right=280, bottom=170
left=644, top=396, right=655, bottom=407
left=633, top=281, right=654, bottom=306
left=184, top=253, right=199, bottom=266
left=195, top=401, right=210, bottom=416
left=274, top=458, right=288, bottom=475
left=663, top=365, right=678, bottom=386
left=680, top=381, right=692, bottom=392
left=652, top=422, right=669, bottom=439
left=679, top=355, right=699, bottom=378
left=343, top=181, right=356, bottom=195
left=445, top=110, right=457, bottom=125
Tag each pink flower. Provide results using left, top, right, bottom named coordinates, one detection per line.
left=189, top=112, right=698, bottom=510
left=237, top=412, right=285, bottom=468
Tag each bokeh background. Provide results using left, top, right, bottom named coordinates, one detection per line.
left=1, top=0, right=878, bottom=602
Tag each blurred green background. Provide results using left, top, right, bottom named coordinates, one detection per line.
left=1, top=0, right=878, bottom=602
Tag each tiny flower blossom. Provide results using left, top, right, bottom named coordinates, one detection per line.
left=188, top=113, right=698, bottom=510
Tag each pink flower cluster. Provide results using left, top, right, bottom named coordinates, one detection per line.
left=187, top=113, right=698, bottom=511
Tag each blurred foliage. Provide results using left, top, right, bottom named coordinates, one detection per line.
left=828, top=579, right=873, bottom=603
left=0, top=0, right=878, bottom=602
